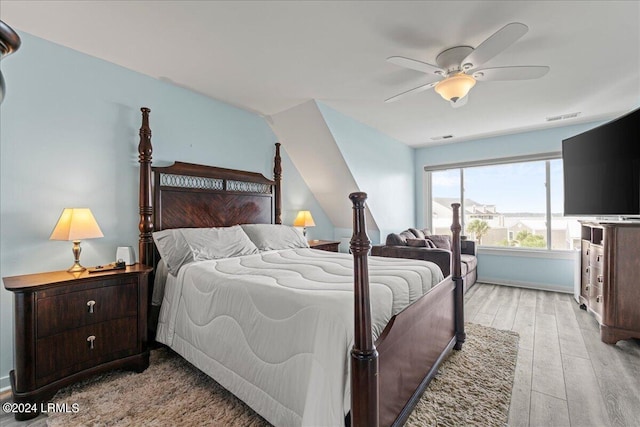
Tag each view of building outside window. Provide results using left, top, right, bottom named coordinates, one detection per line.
left=549, top=159, right=582, bottom=249
left=430, top=159, right=580, bottom=250
left=430, top=169, right=460, bottom=236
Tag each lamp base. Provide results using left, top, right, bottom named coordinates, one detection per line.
left=67, top=262, right=86, bottom=273
left=68, top=240, right=86, bottom=273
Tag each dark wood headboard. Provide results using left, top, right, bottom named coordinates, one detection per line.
left=137, top=107, right=282, bottom=268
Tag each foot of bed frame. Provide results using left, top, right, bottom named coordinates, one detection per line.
left=389, top=335, right=458, bottom=427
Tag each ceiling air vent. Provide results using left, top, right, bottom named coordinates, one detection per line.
left=430, top=135, right=454, bottom=141
left=546, top=112, right=581, bottom=122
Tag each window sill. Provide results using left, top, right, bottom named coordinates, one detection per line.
left=477, top=246, right=577, bottom=260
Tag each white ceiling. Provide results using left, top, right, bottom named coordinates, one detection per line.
left=2, top=1, right=639, bottom=147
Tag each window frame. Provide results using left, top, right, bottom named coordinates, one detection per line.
left=424, top=151, right=565, bottom=251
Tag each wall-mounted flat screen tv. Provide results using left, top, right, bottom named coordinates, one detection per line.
left=562, top=108, right=639, bottom=217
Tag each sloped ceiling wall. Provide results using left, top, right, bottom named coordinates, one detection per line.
left=269, top=100, right=378, bottom=232
left=316, top=102, right=416, bottom=240
left=269, top=100, right=416, bottom=242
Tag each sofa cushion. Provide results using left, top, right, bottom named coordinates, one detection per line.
left=461, top=254, right=478, bottom=272
left=386, top=233, right=402, bottom=246
left=461, top=260, right=468, bottom=277
left=406, top=238, right=427, bottom=247
left=386, top=230, right=416, bottom=246
left=400, top=230, right=415, bottom=241
left=408, top=228, right=426, bottom=239
left=406, top=238, right=437, bottom=248
left=427, top=235, right=452, bottom=251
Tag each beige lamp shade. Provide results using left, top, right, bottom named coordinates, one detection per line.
left=50, top=208, right=103, bottom=273
left=50, top=208, right=104, bottom=241
left=434, top=73, right=476, bottom=102
left=293, top=210, right=316, bottom=228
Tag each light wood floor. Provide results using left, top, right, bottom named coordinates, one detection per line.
left=2, top=284, right=639, bottom=427
left=465, top=283, right=640, bottom=427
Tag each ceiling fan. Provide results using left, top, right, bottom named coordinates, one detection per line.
left=385, top=22, right=550, bottom=107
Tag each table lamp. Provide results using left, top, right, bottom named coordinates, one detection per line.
left=293, top=210, right=315, bottom=237
left=50, top=208, right=104, bottom=272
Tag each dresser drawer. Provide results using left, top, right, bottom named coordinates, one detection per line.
left=581, top=241, right=591, bottom=264
left=589, top=245, right=604, bottom=270
left=589, top=284, right=604, bottom=317
left=36, top=316, right=138, bottom=384
left=37, top=280, right=138, bottom=338
left=589, top=267, right=605, bottom=291
left=581, top=274, right=591, bottom=299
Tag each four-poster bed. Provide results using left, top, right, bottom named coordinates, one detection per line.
left=137, top=107, right=465, bottom=427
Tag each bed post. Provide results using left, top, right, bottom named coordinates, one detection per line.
left=349, top=192, right=379, bottom=427
left=274, top=143, right=282, bottom=225
left=451, top=203, right=465, bottom=350
left=138, top=107, right=154, bottom=267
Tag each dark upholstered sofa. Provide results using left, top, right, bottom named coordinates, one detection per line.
left=371, top=228, right=477, bottom=292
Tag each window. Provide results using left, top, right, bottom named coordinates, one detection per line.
left=430, top=169, right=461, bottom=234
left=426, top=154, right=579, bottom=250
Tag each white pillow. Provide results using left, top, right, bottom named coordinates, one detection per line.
left=153, top=225, right=259, bottom=275
left=151, top=259, right=169, bottom=306
left=240, top=224, right=309, bottom=251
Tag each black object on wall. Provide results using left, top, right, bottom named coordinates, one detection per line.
left=0, top=20, right=21, bottom=104
left=562, top=108, right=640, bottom=217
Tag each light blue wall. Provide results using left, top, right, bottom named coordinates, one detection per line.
left=316, top=102, right=416, bottom=243
left=477, top=251, right=576, bottom=292
left=279, top=152, right=332, bottom=241
left=0, top=32, right=331, bottom=391
left=414, top=122, right=606, bottom=292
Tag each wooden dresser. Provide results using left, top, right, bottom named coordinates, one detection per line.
left=579, top=221, right=640, bottom=344
left=3, top=264, right=152, bottom=420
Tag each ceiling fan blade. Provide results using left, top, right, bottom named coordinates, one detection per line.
left=472, top=66, right=550, bottom=81
left=450, top=94, right=468, bottom=108
left=462, top=22, right=529, bottom=70
left=385, top=81, right=439, bottom=103
left=387, top=56, right=444, bottom=75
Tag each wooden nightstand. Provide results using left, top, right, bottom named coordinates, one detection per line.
left=308, top=240, right=340, bottom=252
left=2, top=264, right=152, bottom=420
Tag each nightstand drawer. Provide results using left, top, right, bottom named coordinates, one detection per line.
left=37, top=280, right=138, bottom=338
left=308, top=240, right=340, bottom=252
left=36, top=316, right=138, bottom=384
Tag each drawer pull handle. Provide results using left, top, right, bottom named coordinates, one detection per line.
left=87, top=300, right=96, bottom=314
left=87, top=335, right=96, bottom=350
left=585, top=267, right=590, bottom=274
left=585, top=285, right=590, bottom=292
left=596, top=255, right=601, bottom=262
left=586, top=249, right=589, bottom=256
left=596, top=295, right=603, bottom=303
left=597, top=275, right=604, bottom=283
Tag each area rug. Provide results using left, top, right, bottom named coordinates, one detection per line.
left=47, top=323, right=518, bottom=426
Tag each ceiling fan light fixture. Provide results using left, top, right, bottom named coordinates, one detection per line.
left=434, top=73, right=476, bottom=102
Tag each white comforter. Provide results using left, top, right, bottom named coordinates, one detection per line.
left=156, top=248, right=443, bottom=427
